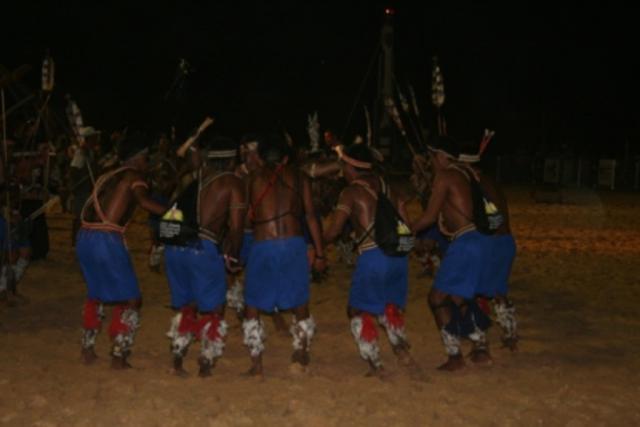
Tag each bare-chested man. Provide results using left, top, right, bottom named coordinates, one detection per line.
left=457, top=146, right=518, bottom=350
left=225, top=135, right=290, bottom=335
left=164, top=133, right=245, bottom=377
left=243, top=133, right=326, bottom=376
left=323, top=144, right=414, bottom=377
left=410, top=136, right=492, bottom=371
left=77, top=131, right=168, bottom=369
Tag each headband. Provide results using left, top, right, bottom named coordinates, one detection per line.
left=458, top=153, right=481, bottom=163
left=427, top=146, right=456, bottom=160
left=207, top=149, right=237, bottom=159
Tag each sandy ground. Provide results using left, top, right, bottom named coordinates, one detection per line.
left=1, top=186, right=640, bottom=426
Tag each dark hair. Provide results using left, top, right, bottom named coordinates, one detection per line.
left=240, top=133, right=260, bottom=146
left=344, top=143, right=374, bottom=172
left=428, top=135, right=460, bottom=158
left=458, top=139, right=479, bottom=155
left=257, top=133, right=289, bottom=165
left=198, top=129, right=235, bottom=152
left=197, top=131, right=237, bottom=170
left=118, top=130, right=151, bottom=161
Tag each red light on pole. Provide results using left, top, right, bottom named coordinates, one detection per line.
left=384, top=7, right=395, bottom=16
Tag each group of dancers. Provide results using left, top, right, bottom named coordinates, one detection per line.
left=75, top=127, right=518, bottom=377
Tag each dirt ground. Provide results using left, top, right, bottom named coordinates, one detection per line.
left=1, top=186, right=639, bottom=426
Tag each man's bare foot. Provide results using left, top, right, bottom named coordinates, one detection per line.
left=291, top=349, right=310, bottom=367
left=501, top=337, right=518, bottom=352
left=10, top=292, right=29, bottom=305
left=0, top=291, right=16, bottom=307
left=171, top=356, right=189, bottom=377
left=111, top=356, right=132, bottom=370
left=365, top=365, right=390, bottom=380
left=82, top=348, right=98, bottom=365
left=1, top=292, right=28, bottom=307
left=470, top=349, right=493, bottom=366
left=393, top=344, right=415, bottom=367
left=198, top=357, right=215, bottom=378
left=437, top=354, right=465, bottom=371
left=246, top=365, right=263, bottom=378
left=244, top=356, right=263, bottom=378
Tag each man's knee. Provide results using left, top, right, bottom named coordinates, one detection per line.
left=244, top=305, right=259, bottom=319
left=128, top=298, right=142, bottom=309
left=292, top=304, right=309, bottom=320
left=428, top=288, right=449, bottom=308
left=347, top=306, right=363, bottom=319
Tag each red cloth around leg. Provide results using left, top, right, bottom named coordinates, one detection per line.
left=178, top=306, right=198, bottom=334
left=384, top=303, right=405, bottom=329
left=108, top=305, right=129, bottom=338
left=197, top=313, right=221, bottom=341
left=476, top=297, right=491, bottom=315
left=360, top=313, right=378, bottom=342
left=83, top=300, right=102, bottom=330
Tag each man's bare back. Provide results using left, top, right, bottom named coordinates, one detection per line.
left=412, top=165, right=475, bottom=236
left=199, top=170, right=245, bottom=259
left=249, top=164, right=309, bottom=242
left=84, top=168, right=166, bottom=227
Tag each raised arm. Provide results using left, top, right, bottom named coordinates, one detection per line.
left=301, top=159, right=340, bottom=179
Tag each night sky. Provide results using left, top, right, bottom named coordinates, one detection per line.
left=3, top=1, right=638, bottom=157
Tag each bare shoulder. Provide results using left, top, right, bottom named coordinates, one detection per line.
left=122, top=168, right=145, bottom=183
left=341, top=182, right=366, bottom=201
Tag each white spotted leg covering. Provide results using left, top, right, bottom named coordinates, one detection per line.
left=200, top=315, right=228, bottom=364
left=12, top=258, right=29, bottom=284
left=111, top=307, right=140, bottom=358
left=226, top=279, right=245, bottom=315
left=378, top=305, right=409, bottom=349
left=291, top=316, right=316, bottom=351
left=440, top=328, right=461, bottom=356
left=81, top=301, right=105, bottom=350
left=242, top=318, right=266, bottom=357
left=350, top=315, right=382, bottom=369
left=494, top=299, right=518, bottom=342
left=166, top=312, right=194, bottom=358
left=468, top=326, right=488, bottom=351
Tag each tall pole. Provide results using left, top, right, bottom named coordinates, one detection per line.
left=377, top=7, right=395, bottom=159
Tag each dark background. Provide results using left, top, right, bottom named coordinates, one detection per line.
left=2, top=1, right=638, bottom=158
